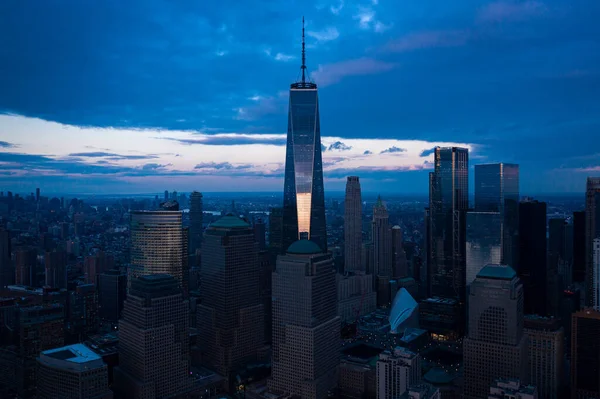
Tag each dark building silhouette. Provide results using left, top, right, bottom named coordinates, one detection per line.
left=571, top=308, right=600, bottom=399
left=518, top=199, right=547, bottom=315
left=573, top=210, right=586, bottom=283
left=345, top=176, right=363, bottom=272
left=427, top=147, right=469, bottom=300
left=0, top=228, right=12, bottom=288
left=15, top=247, right=36, bottom=286
left=254, top=218, right=266, bottom=250
left=84, top=251, right=115, bottom=285
left=549, top=218, right=571, bottom=314
left=98, top=269, right=127, bottom=323
left=281, top=24, right=327, bottom=253
left=189, top=191, right=203, bottom=256
left=269, top=207, right=284, bottom=256
left=586, top=177, right=600, bottom=306
left=44, top=251, right=67, bottom=289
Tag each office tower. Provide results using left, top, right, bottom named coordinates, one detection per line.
left=373, top=196, right=392, bottom=278
left=189, top=191, right=203, bottom=255
left=345, top=176, right=363, bottom=272
left=197, top=214, right=264, bottom=381
left=419, top=297, right=463, bottom=341
left=181, top=226, right=189, bottom=297
left=129, top=206, right=185, bottom=288
left=15, top=247, right=36, bottom=286
left=270, top=240, right=340, bottom=399
left=15, top=304, right=65, bottom=398
left=114, top=275, right=190, bottom=398
left=524, top=316, right=563, bottom=399
left=337, top=272, right=377, bottom=323
left=269, top=207, right=284, bottom=256
left=392, top=226, right=408, bottom=278
left=84, top=251, right=115, bottom=285
left=571, top=308, right=600, bottom=399
left=44, top=251, right=67, bottom=289
left=463, top=265, right=528, bottom=399
left=474, top=163, right=520, bottom=269
left=488, top=379, right=538, bottom=399
left=254, top=218, right=267, bottom=250
left=428, top=147, right=469, bottom=300
left=197, top=214, right=264, bottom=383
left=281, top=22, right=327, bottom=253
left=0, top=228, right=12, bottom=288
left=548, top=218, right=570, bottom=314
left=35, top=188, right=40, bottom=202
left=518, top=199, right=547, bottom=315
left=465, top=212, right=502, bottom=287
left=587, top=177, right=600, bottom=306
left=67, top=284, right=98, bottom=340
left=164, top=190, right=169, bottom=201
left=97, top=269, right=127, bottom=323
left=573, top=211, right=585, bottom=282
left=37, top=344, right=112, bottom=399
left=363, top=242, right=374, bottom=274
left=376, top=347, right=421, bottom=399
left=258, top=250, right=273, bottom=342
left=594, top=238, right=600, bottom=310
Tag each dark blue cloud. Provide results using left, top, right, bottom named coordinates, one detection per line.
left=380, top=146, right=406, bottom=154
left=327, top=141, right=352, bottom=151
left=419, top=147, right=436, bottom=157
left=194, top=162, right=252, bottom=170
left=161, top=136, right=286, bottom=146
left=0, top=141, right=16, bottom=148
left=363, top=150, right=373, bottom=155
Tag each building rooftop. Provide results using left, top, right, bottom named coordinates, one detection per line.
left=477, top=264, right=516, bottom=280
left=210, top=213, right=250, bottom=229
left=287, top=239, right=322, bottom=255
left=43, top=343, right=101, bottom=364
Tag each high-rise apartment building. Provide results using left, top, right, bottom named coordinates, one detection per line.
left=392, top=226, right=408, bottom=278
left=114, top=274, right=190, bottom=398
left=463, top=265, right=528, bottom=399
left=465, top=212, right=502, bottom=288
left=189, top=191, right=203, bottom=256
left=345, top=176, right=363, bottom=272
left=0, top=228, right=12, bottom=288
left=84, top=251, right=115, bottom=285
left=97, top=269, right=127, bottom=323
left=571, top=308, right=600, bottom=399
left=573, top=211, right=585, bottom=283
left=15, top=247, right=37, bottom=286
left=518, top=199, right=548, bottom=315
left=474, top=163, right=520, bottom=269
left=587, top=177, right=600, bottom=306
left=44, top=251, right=67, bottom=289
left=37, top=343, right=113, bottom=399
left=428, top=147, right=469, bottom=300
left=281, top=23, right=327, bottom=253
left=269, top=240, right=340, bottom=399
left=129, top=205, right=185, bottom=289
left=197, top=214, right=264, bottom=381
left=524, top=316, right=563, bottom=399
left=373, top=196, right=392, bottom=278
left=376, top=347, right=421, bottom=399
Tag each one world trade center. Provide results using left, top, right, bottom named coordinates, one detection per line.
left=281, top=19, right=327, bottom=253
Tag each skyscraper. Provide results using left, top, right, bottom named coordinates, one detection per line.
left=269, top=207, right=284, bottom=256
left=373, top=196, right=392, bottom=278
left=474, top=163, right=520, bottom=269
left=428, top=147, right=469, bottom=300
left=376, top=347, right=421, bottom=399
left=0, top=228, right=12, bottom=288
left=270, top=240, right=340, bottom=399
left=15, top=247, right=36, bottom=286
left=197, top=214, right=264, bottom=382
left=113, top=274, right=190, bottom=398
left=586, top=177, right=600, bottom=306
left=518, top=199, right=547, bottom=315
left=392, top=226, right=408, bottom=278
left=345, top=176, right=363, bottom=272
left=463, top=265, right=528, bottom=399
left=254, top=217, right=267, bottom=250
left=44, top=251, right=67, bottom=289
left=465, top=212, right=502, bottom=288
left=593, top=238, right=600, bottom=310
left=571, top=308, right=600, bottom=399
left=573, top=210, right=585, bottom=283
left=129, top=205, right=185, bottom=289
left=97, top=269, right=127, bottom=323
left=189, top=191, right=203, bottom=256
left=281, top=20, right=327, bottom=253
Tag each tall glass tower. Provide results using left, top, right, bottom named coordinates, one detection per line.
left=282, top=19, right=327, bottom=253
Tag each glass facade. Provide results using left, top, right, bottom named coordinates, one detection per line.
left=282, top=87, right=327, bottom=253
left=428, top=147, right=469, bottom=300
left=474, top=163, right=520, bottom=269
left=466, top=211, right=502, bottom=287
left=586, top=177, right=600, bottom=306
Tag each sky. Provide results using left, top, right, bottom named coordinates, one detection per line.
left=1, top=0, right=599, bottom=195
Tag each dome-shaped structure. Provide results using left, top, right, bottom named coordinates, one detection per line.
left=210, top=213, right=250, bottom=229
left=287, top=240, right=322, bottom=255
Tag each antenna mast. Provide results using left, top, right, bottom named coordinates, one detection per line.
left=301, top=16, right=306, bottom=84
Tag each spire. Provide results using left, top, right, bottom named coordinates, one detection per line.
left=376, top=195, right=383, bottom=207
left=301, top=16, right=306, bottom=84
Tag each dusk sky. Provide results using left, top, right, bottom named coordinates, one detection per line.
left=1, top=0, right=599, bottom=194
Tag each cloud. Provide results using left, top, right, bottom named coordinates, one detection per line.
left=274, top=53, right=296, bottom=62
left=142, top=163, right=172, bottom=170
left=330, top=0, right=344, bottom=15
left=374, top=21, right=392, bottom=33
left=311, top=57, right=396, bottom=86
left=68, top=151, right=118, bottom=157
left=363, top=150, right=373, bottom=155
left=384, top=30, right=469, bottom=53
left=419, top=147, right=436, bottom=157
left=68, top=151, right=159, bottom=160
left=380, top=146, right=406, bottom=154
left=236, top=91, right=288, bottom=121
left=354, top=7, right=376, bottom=30
left=162, top=133, right=287, bottom=147
left=307, top=27, right=340, bottom=42
left=328, top=141, right=352, bottom=151
left=194, top=162, right=254, bottom=172
left=477, top=1, right=547, bottom=23
left=0, top=141, right=16, bottom=148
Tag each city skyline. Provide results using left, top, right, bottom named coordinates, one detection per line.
left=1, top=1, right=599, bottom=194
